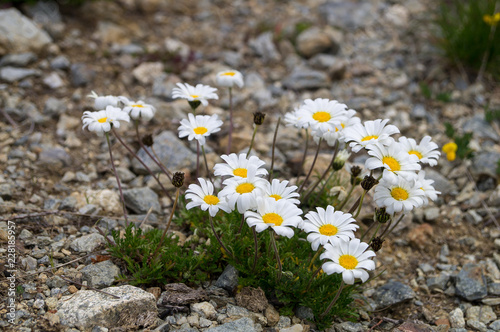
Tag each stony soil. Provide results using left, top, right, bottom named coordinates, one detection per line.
left=0, top=0, right=500, bottom=331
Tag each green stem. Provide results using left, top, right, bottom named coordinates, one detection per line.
left=307, top=246, right=324, bottom=270
left=382, top=214, right=405, bottom=240
left=209, top=215, right=233, bottom=259
left=298, top=138, right=323, bottom=194
left=320, top=280, right=345, bottom=318
left=359, top=220, right=376, bottom=242
left=300, top=129, right=309, bottom=174
left=246, top=125, right=258, bottom=156
left=201, top=145, right=212, bottom=183
left=306, top=265, right=323, bottom=291
left=134, top=121, right=172, bottom=181
left=269, top=230, right=282, bottom=280
left=227, top=87, right=233, bottom=154
left=337, top=182, right=356, bottom=210
left=268, top=117, right=281, bottom=181
left=150, top=188, right=180, bottom=263
left=196, top=141, right=200, bottom=179
left=378, top=218, right=393, bottom=239
left=302, top=141, right=338, bottom=202
left=367, top=223, right=382, bottom=245
left=252, top=227, right=258, bottom=272
left=105, top=132, right=128, bottom=225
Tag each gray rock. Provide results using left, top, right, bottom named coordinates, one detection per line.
left=0, top=8, right=52, bottom=54
left=0, top=67, right=40, bottom=82
left=205, top=317, right=256, bottom=332
left=419, top=263, right=435, bottom=273
left=411, top=104, right=428, bottom=119
left=282, top=67, right=330, bottom=90
left=19, top=229, right=33, bottom=240
left=131, top=130, right=196, bottom=175
left=43, top=97, right=67, bottom=117
left=132, top=62, right=164, bottom=85
left=308, top=54, right=346, bottom=80
left=56, top=285, right=157, bottom=330
left=70, top=63, right=95, bottom=87
left=38, top=146, right=72, bottom=170
left=423, top=169, right=458, bottom=196
left=70, top=233, right=106, bottom=252
left=215, top=265, right=239, bottom=293
left=0, top=52, right=37, bottom=67
left=463, top=115, right=499, bottom=141
left=489, top=320, right=500, bottom=331
left=152, top=73, right=179, bottom=100
left=158, top=283, right=208, bottom=307
left=467, top=320, right=487, bottom=332
left=59, top=196, right=77, bottom=211
left=449, top=308, right=465, bottom=328
left=81, top=260, right=120, bottom=288
left=335, top=321, right=365, bottom=332
left=47, top=276, right=66, bottom=289
left=427, top=273, right=450, bottom=291
left=455, top=263, right=488, bottom=301
left=372, top=281, right=416, bottom=309
left=295, top=306, right=314, bottom=320
left=466, top=306, right=497, bottom=324
left=25, top=0, right=63, bottom=25
left=319, top=1, right=381, bottom=29
left=296, top=27, right=340, bottom=58
left=276, top=315, right=291, bottom=329
left=43, top=72, right=65, bottom=89
left=488, top=283, right=500, bottom=296
left=21, top=256, right=37, bottom=271
left=123, top=187, right=161, bottom=214
left=424, top=207, right=440, bottom=221
left=0, top=183, right=12, bottom=200
left=249, top=32, right=281, bottom=62
left=50, top=55, right=71, bottom=70
left=471, top=151, right=500, bottom=179
left=226, top=303, right=250, bottom=318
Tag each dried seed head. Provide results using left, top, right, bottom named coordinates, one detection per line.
left=370, top=236, right=384, bottom=252
left=350, top=165, right=362, bottom=177
left=142, top=134, right=154, bottom=147
left=172, top=172, right=185, bottom=188
left=253, top=112, right=266, bottom=125
left=361, top=175, right=379, bottom=191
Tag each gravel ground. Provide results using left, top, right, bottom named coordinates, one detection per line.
left=0, top=0, right=500, bottom=331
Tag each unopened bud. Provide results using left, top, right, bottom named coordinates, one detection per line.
left=361, top=175, right=378, bottom=191
left=142, top=134, right=153, bottom=147
left=253, top=112, right=266, bottom=125
left=350, top=165, right=361, bottom=177
left=188, top=100, right=201, bottom=111
left=172, top=172, right=185, bottom=188
left=375, top=207, right=391, bottom=224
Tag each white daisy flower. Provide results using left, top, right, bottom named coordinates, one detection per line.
left=219, top=166, right=268, bottom=213
left=321, top=238, right=376, bottom=285
left=263, top=179, right=300, bottom=206
left=416, top=171, right=440, bottom=204
left=365, top=143, right=421, bottom=180
left=398, top=136, right=440, bottom=167
left=185, top=178, right=232, bottom=216
left=295, top=98, right=348, bottom=133
left=244, top=197, right=303, bottom=238
left=213, top=153, right=268, bottom=179
left=178, top=113, right=223, bottom=146
left=172, top=82, right=218, bottom=106
left=87, top=91, right=120, bottom=110
left=373, top=171, right=425, bottom=215
left=284, top=108, right=308, bottom=129
left=82, top=106, right=130, bottom=136
left=302, top=205, right=359, bottom=251
left=343, top=119, right=400, bottom=153
left=312, top=109, right=361, bottom=146
left=119, top=97, right=156, bottom=121
left=215, top=70, right=244, bottom=88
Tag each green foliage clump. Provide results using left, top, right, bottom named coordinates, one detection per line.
left=419, top=82, right=452, bottom=103
left=444, top=122, right=474, bottom=160
left=434, top=0, right=500, bottom=78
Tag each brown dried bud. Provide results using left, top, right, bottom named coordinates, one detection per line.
left=142, top=134, right=154, bottom=147
left=172, top=172, right=185, bottom=188
left=370, top=236, right=384, bottom=252
left=375, top=207, right=391, bottom=224
left=350, top=165, right=362, bottom=177
left=360, top=175, right=379, bottom=191
left=253, top=112, right=266, bottom=125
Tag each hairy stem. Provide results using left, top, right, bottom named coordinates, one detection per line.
left=298, top=138, right=323, bottom=194
left=135, top=121, right=172, bottom=180
left=227, top=87, right=233, bottom=155
left=105, top=132, right=128, bottom=225
left=268, top=117, right=281, bottom=181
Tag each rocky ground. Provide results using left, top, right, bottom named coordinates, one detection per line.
left=0, top=0, right=500, bottom=331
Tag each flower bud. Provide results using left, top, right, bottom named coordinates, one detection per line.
left=253, top=112, right=266, bottom=125
left=350, top=165, right=361, bottom=177
left=370, top=236, right=384, bottom=252
left=361, top=175, right=378, bottom=191
left=188, top=100, right=202, bottom=111
left=142, top=134, right=154, bottom=147
left=375, top=207, right=391, bottom=224
left=172, top=172, right=185, bottom=188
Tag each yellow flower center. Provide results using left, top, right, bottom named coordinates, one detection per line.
left=193, top=126, right=208, bottom=135
left=236, top=183, right=255, bottom=194
left=361, top=135, right=379, bottom=142
left=391, top=187, right=409, bottom=201
left=382, top=156, right=401, bottom=171
left=98, top=117, right=108, bottom=123
left=131, top=104, right=144, bottom=108
left=319, top=224, right=338, bottom=236
left=408, top=150, right=423, bottom=159
left=269, top=194, right=282, bottom=201
left=262, top=213, right=284, bottom=226
left=312, top=111, right=331, bottom=123
left=233, top=168, right=248, bottom=177
left=446, top=151, right=456, bottom=161
left=191, top=94, right=199, bottom=98
left=221, top=72, right=236, bottom=76
left=338, top=254, right=358, bottom=270
left=203, top=195, right=219, bottom=205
